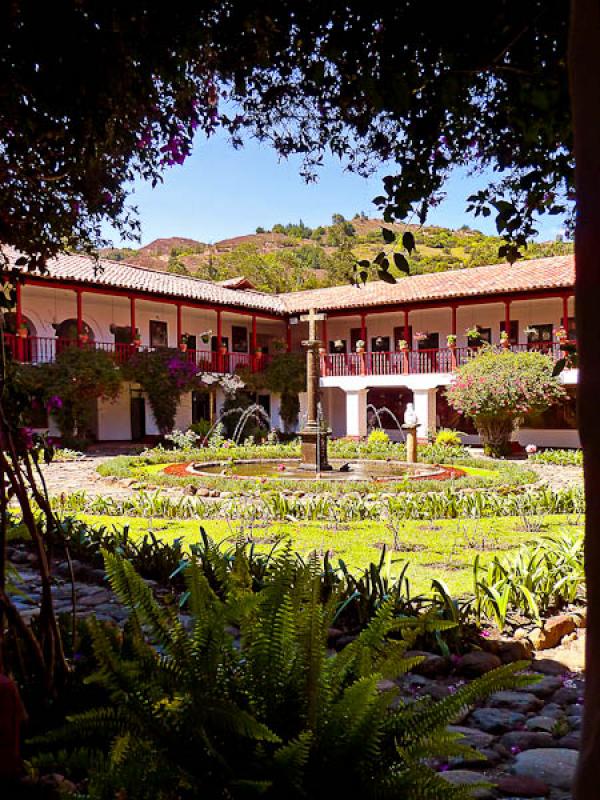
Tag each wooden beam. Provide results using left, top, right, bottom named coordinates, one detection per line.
left=130, top=296, right=136, bottom=337
left=176, top=303, right=183, bottom=343
left=562, top=294, right=570, bottom=328
left=76, top=289, right=83, bottom=337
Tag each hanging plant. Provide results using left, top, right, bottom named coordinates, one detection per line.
left=397, top=339, right=409, bottom=351
left=555, top=325, right=568, bottom=342
left=414, top=331, right=428, bottom=342
left=465, top=326, right=481, bottom=341
left=446, top=334, right=457, bottom=347
left=200, top=329, right=212, bottom=344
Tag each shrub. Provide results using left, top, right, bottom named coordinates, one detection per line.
left=164, top=428, right=199, bottom=451
left=32, top=347, right=122, bottom=446
left=366, top=428, right=390, bottom=450
left=435, top=429, right=463, bottom=448
left=122, top=349, right=205, bottom=435
left=242, top=352, right=306, bottom=432
left=34, top=548, right=530, bottom=798
left=445, top=346, right=565, bottom=457
left=474, top=531, right=585, bottom=630
left=531, top=448, right=583, bottom=467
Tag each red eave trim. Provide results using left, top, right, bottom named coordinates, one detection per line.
left=306, top=287, right=574, bottom=319
left=19, top=275, right=283, bottom=321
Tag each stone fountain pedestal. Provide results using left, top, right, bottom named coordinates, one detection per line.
left=403, top=423, right=419, bottom=463
left=299, top=423, right=332, bottom=471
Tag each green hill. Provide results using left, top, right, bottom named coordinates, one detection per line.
left=100, top=214, right=573, bottom=294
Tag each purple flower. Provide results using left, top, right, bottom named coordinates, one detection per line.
left=510, top=745, right=521, bottom=755
left=437, top=763, right=449, bottom=772
left=47, top=395, right=63, bottom=412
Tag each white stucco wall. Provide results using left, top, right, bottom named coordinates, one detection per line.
left=98, top=385, right=132, bottom=441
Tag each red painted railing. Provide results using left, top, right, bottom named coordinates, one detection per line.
left=2, top=335, right=268, bottom=374
left=321, top=343, right=564, bottom=377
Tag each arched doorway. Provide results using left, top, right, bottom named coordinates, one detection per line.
left=53, top=318, right=95, bottom=356
left=54, top=318, right=95, bottom=342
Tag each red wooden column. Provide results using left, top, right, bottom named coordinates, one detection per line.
left=216, top=309, right=223, bottom=372
left=15, top=280, right=23, bottom=361
left=359, top=313, right=368, bottom=375
left=321, top=317, right=328, bottom=376
left=562, top=294, right=570, bottom=329
left=130, top=297, right=136, bottom=337
left=76, top=288, right=83, bottom=345
left=450, top=305, right=457, bottom=370
left=504, top=300, right=511, bottom=342
left=286, top=321, right=292, bottom=353
left=251, top=314, right=257, bottom=371
left=403, top=309, right=410, bottom=374
left=176, top=303, right=183, bottom=345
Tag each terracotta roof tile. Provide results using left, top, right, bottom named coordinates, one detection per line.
left=5, top=248, right=285, bottom=314
left=279, top=255, right=575, bottom=313
left=5, top=248, right=574, bottom=316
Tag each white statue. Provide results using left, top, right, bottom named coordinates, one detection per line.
left=403, top=403, right=418, bottom=427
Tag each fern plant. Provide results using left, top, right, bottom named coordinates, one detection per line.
left=33, top=544, right=532, bottom=799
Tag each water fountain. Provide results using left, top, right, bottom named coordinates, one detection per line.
left=179, top=310, right=447, bottom=484
left=366, top=403, right=406, bottom=440
left=232, top=404, right=272, bottom=444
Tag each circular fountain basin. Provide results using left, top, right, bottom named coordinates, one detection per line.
left=176, top=459, right=452, bottom=482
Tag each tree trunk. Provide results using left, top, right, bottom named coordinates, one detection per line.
left=570, top=3, right=600, bottom=797
left=474, top=415, right=514, bottom=458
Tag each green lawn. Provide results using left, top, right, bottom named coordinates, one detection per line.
left=74, top=512, right=583, bottom=596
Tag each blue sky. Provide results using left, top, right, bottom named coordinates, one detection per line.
left=106, top=132, right=565, bottom=247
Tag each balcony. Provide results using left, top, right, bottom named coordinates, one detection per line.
left=320, top=343, right=563, bottom=378
left=2, top=334, right=269, bottom=374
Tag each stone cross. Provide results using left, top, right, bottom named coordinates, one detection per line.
left=300, top=308, right=327, bottom=427
left=300, top=307, right=327, bottom=344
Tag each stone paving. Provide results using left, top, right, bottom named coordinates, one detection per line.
left=393, top=648, right=585, bottom=799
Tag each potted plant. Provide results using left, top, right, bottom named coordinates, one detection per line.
left=446, top=333, right=457, bottom=348
left=465, top=326, right=481, bottom=345
left=17, top=321, right=28, bottom=339
left=179, top=334, right=189, bottom=353
left=332, top=339, right=345, bottom=353
left=219, top=340, right=228, bottom=355
left=132, top=327, right=142, bottom=348
left=555, top=325, right=568, bottom=343
left=78, top=330, right=89, bottom=344
left=397, top=339, right=409, bottom=351
left=499, top=330, right=510, bottom=348
left=355, top=339, right=365, bottom=354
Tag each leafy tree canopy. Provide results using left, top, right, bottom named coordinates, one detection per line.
left=1, top=2, right=571, bottom=269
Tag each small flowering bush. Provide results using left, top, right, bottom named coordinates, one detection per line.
left=123, top=348, right=205, bottom=435
left=446, top=346, right=565, bottom=457
left=32, top=346, right=122, bottom=447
